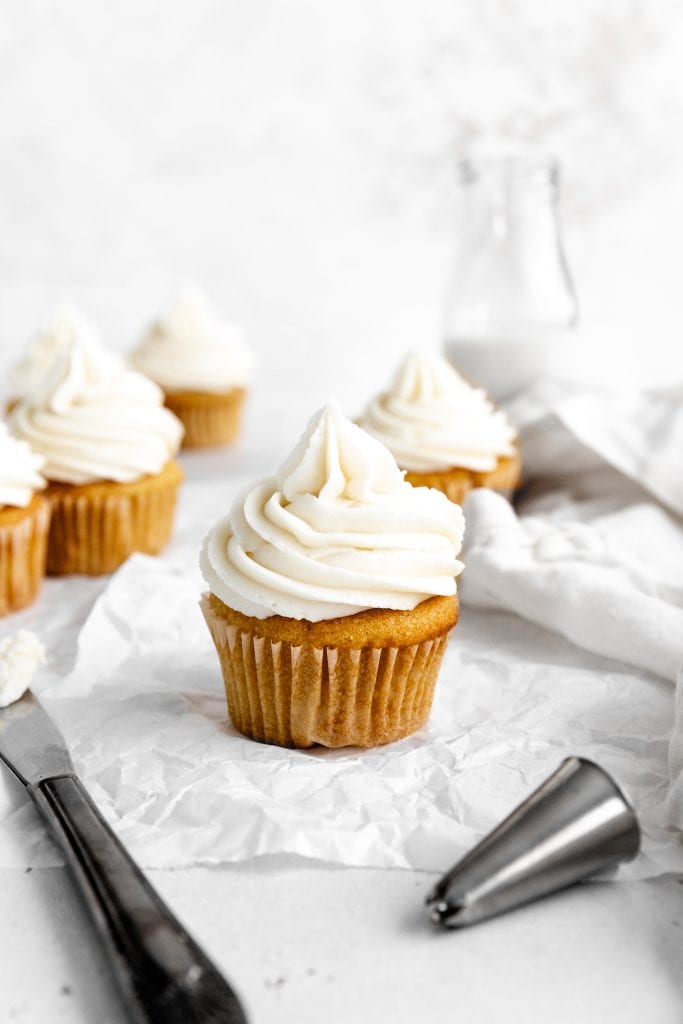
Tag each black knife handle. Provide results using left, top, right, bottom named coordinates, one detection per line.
left=31, top=775, right=248, bottom=1024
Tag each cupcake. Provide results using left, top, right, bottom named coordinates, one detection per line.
left=358, top=351, right=521, bottom=505
left=200, top=400, right=464, bottom=749
left=0, top=424, right=50, bottom=615
left=8, top=305, right=99, bottom=408
left=9, top=334, right=184, bottom=576
left=130, top=288, right=256, bottom=449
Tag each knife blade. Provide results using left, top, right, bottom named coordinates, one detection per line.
left=0, top=690, right=248, bottom=1024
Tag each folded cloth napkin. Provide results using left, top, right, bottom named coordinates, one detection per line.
left=462, top=491, right=683, bottom=683
left=508, top=379, right=683, bottom=518
left=459, top=379, right=683, bottom=819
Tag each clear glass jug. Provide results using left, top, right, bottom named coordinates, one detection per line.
left=443, top=156, right=579, bottom=400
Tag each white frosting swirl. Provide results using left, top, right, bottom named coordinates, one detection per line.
left=0, top=631, right=45, bottom=708
left=359, top=352, right=518, bottom=473
left=200, top=400, right=464, bottom=622
left=11, top=306, right=102, bottom=399
left=10, top=336, right=183, bottom=485
left=0, top=423, right=46, bottom=508
left=131, top=288, right=256, bottom=393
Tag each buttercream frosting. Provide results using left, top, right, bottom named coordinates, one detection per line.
left=11, top=306, right=102, bottom=399
left=10, top=335, right=183, bottom=485
left=200, top=400, right=464, bottom=621
left=358, top=352, right=517, bottom=473
left=0, top=423, right=46, bottom=509
left=0, top=631, right=45, bottom=708
left=131, top=288, right=256, bottom=393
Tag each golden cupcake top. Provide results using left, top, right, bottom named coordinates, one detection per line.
left=358, top=351, right=518, bottom=473
left=131, top=287, right=256, bottom=394
left=200, top=399, right=465, bottom=622
left=10, top=333, right=184, bottom=485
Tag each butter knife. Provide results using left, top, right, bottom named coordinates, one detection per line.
left=0, top=689, right=248, bottom=1024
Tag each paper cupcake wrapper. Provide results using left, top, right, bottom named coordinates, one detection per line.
left=164, top=389, right=246, bottom=448
left=0, top=498, right=50, bottom=616
left=201, top=596, right=451, bottom=748
left=47, top=464, right=182, bottom=576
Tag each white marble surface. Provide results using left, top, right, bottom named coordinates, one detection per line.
left=2, top=861, right=682, bottom=1024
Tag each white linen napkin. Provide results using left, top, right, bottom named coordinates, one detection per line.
left=459, top=379, right=683, bottom=822
left=462, top=490, right=683, bottom=683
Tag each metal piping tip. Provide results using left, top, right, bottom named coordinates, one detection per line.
left=424, top=885, right=439, bottom=905
left=428, top=900, right=468, bottom=928
left=426, top=756, right=640, bottom=930
left=427, top=900, right=450, bottom=925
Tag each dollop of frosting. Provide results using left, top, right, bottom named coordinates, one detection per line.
left=11, top=306, right=102, bottom=399
left=10, top=335, right=183, bottom=485
left=0, top=423, right=46, bottom=509
left=200, top=400, right=465, bottom=621
left=358, top=352, right=518, bottom=473
left=0, top=631, right=45, bottom=708
left=131, top=288, right=256, bottom=393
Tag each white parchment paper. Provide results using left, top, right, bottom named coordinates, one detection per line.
left=0, top=485, right=679, bottom=878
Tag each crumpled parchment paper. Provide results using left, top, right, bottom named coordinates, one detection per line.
left=0, top=482, right=679, bottom=878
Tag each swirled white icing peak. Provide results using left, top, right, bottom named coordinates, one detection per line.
left=200, top=400, right=465, bottom=621
left=359, top=352, right=517, bottom=473
left=11, top=305, right=102, bottom=399
left=131, top=287, right=256, bottom=393
left=0, top=423, right=46, bottom=508
left=10, top=335, right=183, bottom=485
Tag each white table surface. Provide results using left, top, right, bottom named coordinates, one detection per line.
left=2, top=395, right=682, bottom=1023
left=1, top=859, right=682, bottom=1023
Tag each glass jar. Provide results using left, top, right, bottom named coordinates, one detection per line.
left=443, top=156, right=579, bottom=401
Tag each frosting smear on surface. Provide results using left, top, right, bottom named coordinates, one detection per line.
left=0, top=631, right=45, bottom=708
left=359, top=352, right=517, bottom=473
left=10, top=335, right=183, bottom=485
left=201, top=400, right=465, bottom=621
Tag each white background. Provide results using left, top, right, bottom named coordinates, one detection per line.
left=0, top=0, right=682, bottom=406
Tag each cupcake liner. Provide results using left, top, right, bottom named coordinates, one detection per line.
left=46, top=461, right=183, bottom=576
left=164, top=388, right=246, bottom=448
left=201, top=595, right=451, bottom=748
left=0, top=496, right=50, bottom=616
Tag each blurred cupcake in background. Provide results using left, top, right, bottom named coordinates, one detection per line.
left=8, top=306, right=101, bottom=408
left=358, top=352, right=520, bottom=506
left=130, top=288, right=256, bottom=449
left=0, top=424, right=50, bottom=615
left=10, top=334, right=184, bottom=576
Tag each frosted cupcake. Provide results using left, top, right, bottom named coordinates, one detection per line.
left=10, top=335, right=184, bottom=576
left=200, top=400, right=464, bottom=749
left=130, top=288, right=255, bottom=449
left=8, top=306, right=99, bottom=406
left=0, top=424, right=50, bottom=615
left=358, top=352, right=520, bottom=505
